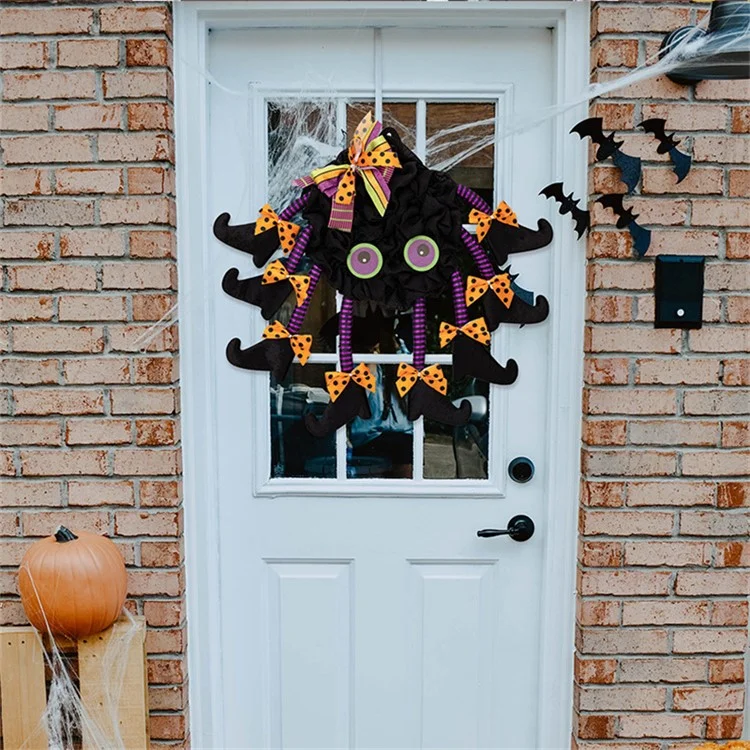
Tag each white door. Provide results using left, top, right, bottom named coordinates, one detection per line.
left=183, top=8, right=585, bottom=749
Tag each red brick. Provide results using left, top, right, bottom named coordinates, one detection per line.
left=682, top=511, right=749, bottom=540
left=0, top=419, right=60, bottom=446
left=20, top=449, right=106, bottom=477
left=149, top=714, right=185, bottom=741
left=68, top=480, right=134, bottom=507
left=115, top=510, right=179, bottom=537
left=126, top=38, right=169, bottom=67
left=579, top=686, right=665, bottom=712
left=619, top=658, right=705, bottom=684
left=129, top=230, right=174, bottom=258
left=579, top=628, right=668, bottom=655
left=587, top=328, right=680, bottom=354
left=723, top=421, right=749, bottom=448
left=696, top=79, right=750, bottom=101
left=55, top=167, right=123, bottom=195
left=682, top=450, right=750, bottom=477
left=578, top=600, right=620, bottom=627
left=132, top=293, right=174, bottom=322
left=591, top=102, right=635, bottom=132
left=99, top=132, right=172, bottom=162
left=705, top=263, right=748, bottom=291
left=12, top=325, right=103, bottom=354
left=100, top=196, right=173, bottom=225
left=580, top=570, right=670, bottom=597
left=583, top=450, right=677, bottom=477
left=584, top=388, right=676, bottom=415
left=712, top=600, right=748, bottom=627
left=577, top=715, right=615, bottom=740
left=642, top=167, right=723, bottom=195
left=626, top=481, right=714, bottom=507
left=109, top=323, right=176, bottom=353
left=584, top=358, right=629, bottom=386
left=624, top=541, right=710, bottom=567
left=709, top=659, right=745, bottom=684
left=66, top=418, right=131, bottom=446
left=716, top=541, right=750, bottom=568
left=723, top=359, right=749, bottom=385
left=718, top=482, right=749, bottom=508
left=14, top=389, right=103, bottom=416
left=581, top=510, right=673, bottom=537
left=141, top=540, right=181, bottom=567
left=586, top=295, right=631, bottom=323
left=57, top=39, right=119, bottom=68
left=673, top=628, right=747, bottom=654
left=692, top=199, right=750, bottom=226
left=99, top=5, right=170, bottom=34
left=622, top=601, right=709, bottom=627
left=582, top=419, right=627, bottom=446
left=110, top=387, right=174, bottom=415
left=127, top=102, right=172, bottom=131
left=588, top=231, right=632, bottom=259
left=140, top=480, right=180, bottom=507
left=58, top=295, right=127, bottom=322
left=617, top=714, right=702, bottom=739
left=591, top=38, right=638, bottom=68
left=588, top=262, right=654, bottom=292
left=143, top=600, right=183, bottom=627
left=60, top=229, right=125, bottom=257
left=0, top=8, right=93, bottom=35
left=0, top=168, right=51, bottom=196
left=575, top=657, right=617, bottom=685
left=136, top=419, right=176, bottom=446
left=4, top=198, right=94, bottom=226
left=0, top=103, right=48, bottom=132
left=629, top=419, right=718, bottom=447
left=727, top=297, right=750, bottom=324
left=145, top=627, right=183, bottom=654
left=706, top=714, right=744, bottom=740
left=635, top=358, right=719, bottom=385
left=63, top=358, right=129, bottom=385
left=732, top=106, right=750, bottom=134
left=729, top=169, right=750, bottom=197
left=147, top=657, right=185, bottom=685
left=581, top=541, right=622, bottom=567
left=54, top=103, right=121, bottom=131
left=0, top=481, right=62, bottom=507
left=102, top=262, right=172, bottom=290
left=128, top=167, right=168, bottom=195
left=0, top=295, right=54, bottom=322
left=128, top=570, right=182, bottom=597
left=674, top=686, right=744, bottom=712
left=102, top=70, right=170, bottom=99
left=683, top=389, right=750, bottom=415
left=0, top=358, right=58, bottom=385
left=3, top=71, right=96, bottom=101
left=0, top=41, right=47, bottom=69
left=649, top=229, right=721, bottom=257
left=642, top=103, right=728, bottom=131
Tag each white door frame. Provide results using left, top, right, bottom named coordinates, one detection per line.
left=174, top=3, right=589, bottom=747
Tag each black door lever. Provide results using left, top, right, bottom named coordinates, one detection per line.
left=477, top=514, right=535, bottom=542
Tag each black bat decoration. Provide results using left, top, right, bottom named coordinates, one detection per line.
left=540, top=182, right=590, bottom=239
left=596, top=194, right=652, bottom=258
left=638, top=118, right=692, bottom=183
left=571, top=117, right=642, bottom=194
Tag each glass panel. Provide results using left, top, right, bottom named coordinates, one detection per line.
left=347, top=364, right=414, bottom=479
left=271, top=364, right=336, bottom=478
left=423, top=370, right=489, bottom=480
left=425, top=102, right=496, bottom=207
left=345, top=303, right=412, bottom=356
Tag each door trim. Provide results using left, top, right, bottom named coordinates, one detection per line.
left=174, top=3, right=588, bottom=747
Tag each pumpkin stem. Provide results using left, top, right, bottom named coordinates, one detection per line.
left=54, top=526, right=78, bottom=543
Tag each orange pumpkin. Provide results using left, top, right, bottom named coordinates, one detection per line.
left=18, top=526, right=127, bottom=638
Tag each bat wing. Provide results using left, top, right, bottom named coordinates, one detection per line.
left=571, top=207, right=591, bottom=240
left=540, top=182, right=565, bottom=201
left=570, top=117, right=605, bottom=146
left=597, top=193, right=633, bottom=230
left=670, top=148, right=692, bottom=183
left=628, top=222, right=652, bottom=258
left=640, top=118, right=679, bottom=154
left=612, top=150, right=642, bottom=193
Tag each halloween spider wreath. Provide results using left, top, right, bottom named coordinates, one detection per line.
left=214, top=112, right=553, bottom=437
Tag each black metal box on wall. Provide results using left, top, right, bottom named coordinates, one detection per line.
left=654, top=255, right=705, bottom=329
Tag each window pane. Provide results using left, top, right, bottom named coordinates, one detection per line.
left=423, top=370, right=489, bottom=480
left=271, top=364, right=336, bottom=478
left=425, top=102, right=495, bottom=207
left=347, top=101, right=417, bottom=152
left=347, top=364, right=414, bottom=478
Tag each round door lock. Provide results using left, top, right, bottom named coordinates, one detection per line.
left=508, top=456, right=535, bottom=483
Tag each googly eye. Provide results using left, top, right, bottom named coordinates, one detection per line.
left=404, top=235, right=439, bottom=272
left=347, top=243, right=383, bottom=279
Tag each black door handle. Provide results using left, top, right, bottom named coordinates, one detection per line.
left=477, top=514, right=535, bottom=542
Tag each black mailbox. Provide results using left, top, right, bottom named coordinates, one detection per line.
left=654, top=255, right=705, bottom=329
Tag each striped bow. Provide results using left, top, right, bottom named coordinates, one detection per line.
left=465, top=273, right=515, bottom=308
left=325, top=363, right=376, bottom=402
left=254, top=204, right=301, bottom=254
left=294, top=111, right=401, bottom=233
left=262, top=260, right=311, bottom=306
left=262, top=321, right=312, bottom=365
left=439, top=317, right=491, bottom=349
left=395, top=363, right=448, bottom=398
left=468, top=201, right=519, bottom=243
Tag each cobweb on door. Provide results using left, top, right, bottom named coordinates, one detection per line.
left=265, top=96, right=497, bottom=211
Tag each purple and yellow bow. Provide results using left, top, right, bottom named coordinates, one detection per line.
left=262, top=260, right=311, bottom=306
left=255, top=204, right=301, bottom=254
left=465, top=273, right=515, bottom=309
left=294, top=112, right=401, bottom=233
left=468, top=201, right=519, bottom=243
left=439, top=317, right=491, bottom=349
left=395, top=363, right=448, bottom=398
left=325, top=363, right=376, bottom=402
left=262, top=321, right=312, bottom=365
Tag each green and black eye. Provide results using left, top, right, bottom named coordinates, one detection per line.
left=404, top=235, right=439, bottom=271
left=347, top=243, right=383, bottom=279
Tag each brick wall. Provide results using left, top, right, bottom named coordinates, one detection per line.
left=576, top=2, right=749, bottom=747
left=0, top=2, right=186, bottom=745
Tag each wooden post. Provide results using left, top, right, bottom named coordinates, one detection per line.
left=78, top=616, right=149, bottom=750
left=0, top=627, right=49, bottom=750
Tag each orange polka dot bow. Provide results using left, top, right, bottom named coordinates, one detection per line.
left=468, top=201, right=519, bottom=243
left=465, top=273, right=515, bottom=308
left=254, top=204, right=301, bottom=254
left=262, top=260, right=311, bottom=306
left=294, top=111, right=401, bottom=233
left=325, top=363, right=376, bottom=402
left=262, top=321, right=312, bottom=365
left=395, top=363, right=448, bottom=398
left=439, top=317, right=491, bottom=349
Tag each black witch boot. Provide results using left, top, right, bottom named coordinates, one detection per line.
left=452, top=334, right=519, bottom=385
left=482, top=273, right=550, bottom=331
left=213, top=213, right=280, bottom=268
left=481, top=218, right=553, bottom=267
left=225, top=336, right=295, bottom=381
left=305, top=380, right=371, bottom=437
left=222, top=268, right=292, bottom=320
left=406, top=380, right=472, bottom=426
